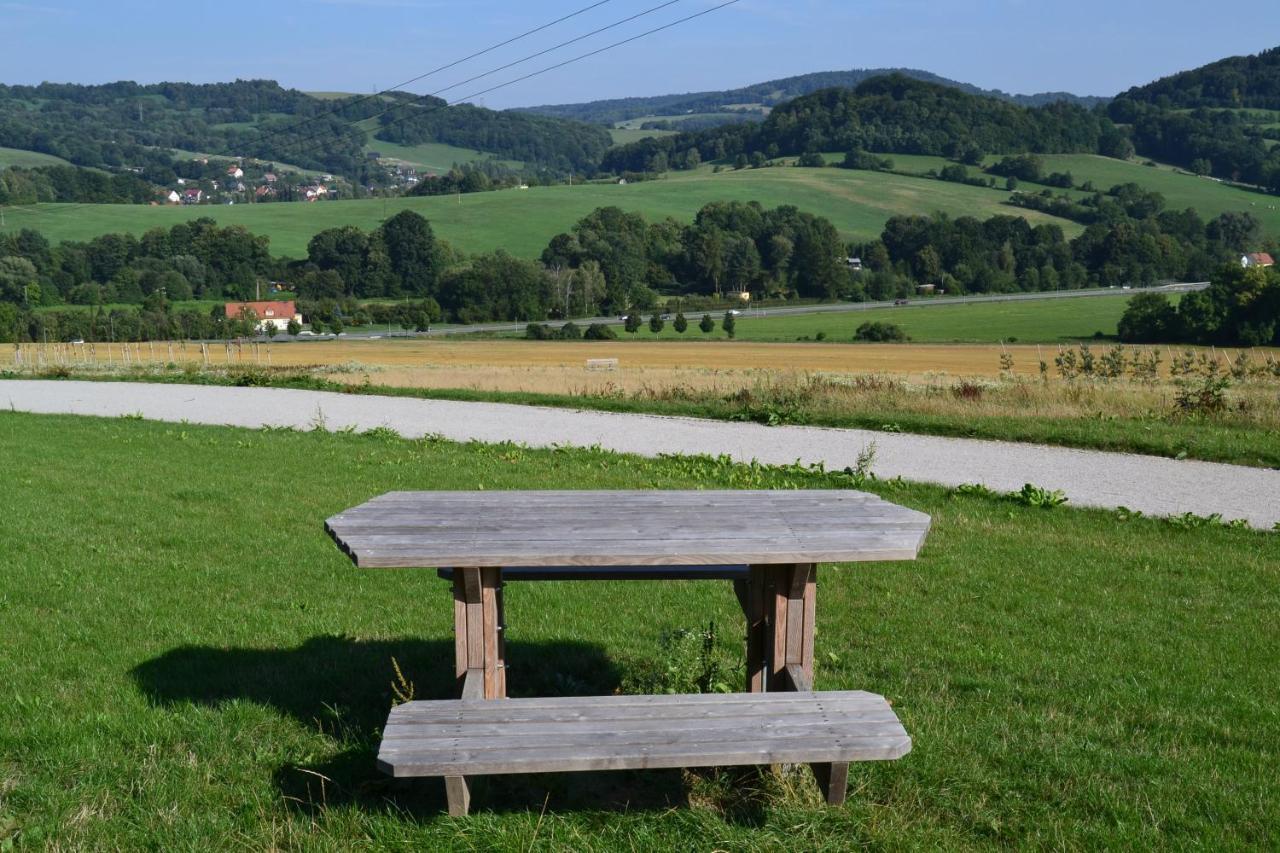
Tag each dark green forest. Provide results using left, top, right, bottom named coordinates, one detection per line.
left=0, top=80, right=613, bottom=187
left=601, top=75, right=1129, bottom=174
left=1117, top=46, right=1280, bottom=109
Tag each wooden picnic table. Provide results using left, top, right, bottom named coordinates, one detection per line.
left=326, top=489, right=931, bottom=814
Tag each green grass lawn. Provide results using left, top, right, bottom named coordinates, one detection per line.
left=0, top=412, right=1275, bottom=847
left=0, top=146, right=74, bottom=170
left=638, top=294, right=1137, bottom=343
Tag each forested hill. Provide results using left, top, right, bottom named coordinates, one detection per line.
left=518, top=68, right=1107, bottom=125
left=0, top=79, right=609, bottom=185
left=602, top=75, right=1127, bottom=173
left=1116, top=46, right=1280, bottom=109
left=375, top=99, right=612, bottom=175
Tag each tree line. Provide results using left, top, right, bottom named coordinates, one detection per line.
left=1119, top=264, right=1280, bottom=347
left=851, top=202, right=1265, bottom=299
left=600, top=75, right=1129, bottom=175
left=0, top=165, right=157, bottom=205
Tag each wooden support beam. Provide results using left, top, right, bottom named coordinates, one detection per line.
left=481, top=567, right=503, bottom=699
left=811, top=761, right=849, bottom=806
left=452, top=573, right=468, bottom=693
left=784, top=663, right=812, bottom=693
left=444, top=774, right=471, bottom=817
left=745, top=566, right=767, bottom=693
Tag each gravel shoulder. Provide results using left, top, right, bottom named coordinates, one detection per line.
left=5, top=380, right=1278, bottom=528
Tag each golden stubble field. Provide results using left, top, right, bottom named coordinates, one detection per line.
left=3, top=338, right=1145, bottom=393
left=8, top=338, right=1278, bottom=395
left=7, top=337, right=1278, bottom=431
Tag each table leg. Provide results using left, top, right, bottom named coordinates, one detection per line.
left=744, top=566, right=767, bottom=693
left=452, top=567, right=507, bottom=700
left=447, top=567, right=506, bottom=817
left=745, top=564, right=816, bottom=693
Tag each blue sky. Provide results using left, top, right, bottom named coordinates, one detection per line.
left=1, top=1, right=1276, bottom=108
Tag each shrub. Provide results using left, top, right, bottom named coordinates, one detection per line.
left=699, top=313, right=715, bottom=333
left=583, top=322, right=617, bottom=340
left=557, top=321, right=582, bottom=340
left=525, top=323, right=552, bottom=340
left=854, top=321, right=907, bottom=342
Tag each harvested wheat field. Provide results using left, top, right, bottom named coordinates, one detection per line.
left=8, top=338, right=1278, bottom=397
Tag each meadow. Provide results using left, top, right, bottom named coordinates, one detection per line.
left=0, top=411, right=1276, bottom=848
left=622, top=293, right=1135, bottom=343
left=0, top=163, right=1079, bottom=259
left=0, top=146, right=76, bottom=170
left=874, top=152, right=1280, bottom=235
left=362, top=140, right=523, bottom=173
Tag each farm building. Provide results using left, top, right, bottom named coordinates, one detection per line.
left=1242, top=252, right=1275, bottom=268
left=225, top=301, right=301, bottom=332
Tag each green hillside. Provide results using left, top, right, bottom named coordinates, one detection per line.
left=0, top=164, right=1079, bottom=258
left=0, top=146, right=75, bottom=170
left=848, top=153, right=1280, bottom=237
left=364, top=140, right=523, bottom=173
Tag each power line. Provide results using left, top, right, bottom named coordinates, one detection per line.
left=275, top=0, right=689, bottom=155
left=251, top=0, right=618, bottom=148
left=292, top=0, right=741, bottom=156
left=8, top=0, right=742, bottom=220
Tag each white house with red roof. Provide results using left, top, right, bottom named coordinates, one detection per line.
left=1242, top=252, right=1275, bottom=269
left=227, top=165, right=244, bottom=180
left=225, top=301, right=302, bottom=332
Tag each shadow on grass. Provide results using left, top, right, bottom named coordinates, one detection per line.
left=130, top=635, right=701, bottom=818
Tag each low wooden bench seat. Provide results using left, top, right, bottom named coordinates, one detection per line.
left=436, top=565, right=750, bottom=582
left=379, top=690, right=910, bottom=815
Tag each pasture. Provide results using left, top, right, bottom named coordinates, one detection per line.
left=0, top=164, right=1080, bottom=259
left=0, top=146, right=74, bottom=170
left=636, top=293, right=1135, bottom=343
left=869, top=152, right=1280, bottom=236
left=364, top=140, right=523, bottom=173
left=0, top=411, right=1275, bottom=848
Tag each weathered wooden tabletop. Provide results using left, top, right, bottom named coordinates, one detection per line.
left=326, top=490, right=931, bottom=569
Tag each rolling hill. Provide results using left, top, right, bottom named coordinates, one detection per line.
left=1117, top=45, right=1280, bottom=109
left=0, top=163, right=1081, bottom=259
left=520, top=68, right=1107, bottom=127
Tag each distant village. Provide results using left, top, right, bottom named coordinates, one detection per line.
left=155, top=153, right=431, bottom=206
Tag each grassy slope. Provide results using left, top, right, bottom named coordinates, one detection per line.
left=608, top=127, right=678, bottom=145
left=0, top=166, right=1079, bottom=259
left=0, top=412, right=1275, bottom=848
left=365, top=139, right=523, bottom=173
left=879, top=153, right=1280, bottom=236
left=0, top=146, right=74, bottom=170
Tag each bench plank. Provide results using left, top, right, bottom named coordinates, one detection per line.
left=378, top=690, right=910, bottom=779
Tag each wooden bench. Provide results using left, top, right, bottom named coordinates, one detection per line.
left=379, top=689, right=911, bottom=816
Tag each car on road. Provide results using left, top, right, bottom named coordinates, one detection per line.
left=894, top=299, right=910, bottom=306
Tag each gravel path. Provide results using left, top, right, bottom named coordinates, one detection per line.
left=6, top=380, right=1278, bottom=528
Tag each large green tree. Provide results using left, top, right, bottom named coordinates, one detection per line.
left=379, top=210, right=440, bottom=297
